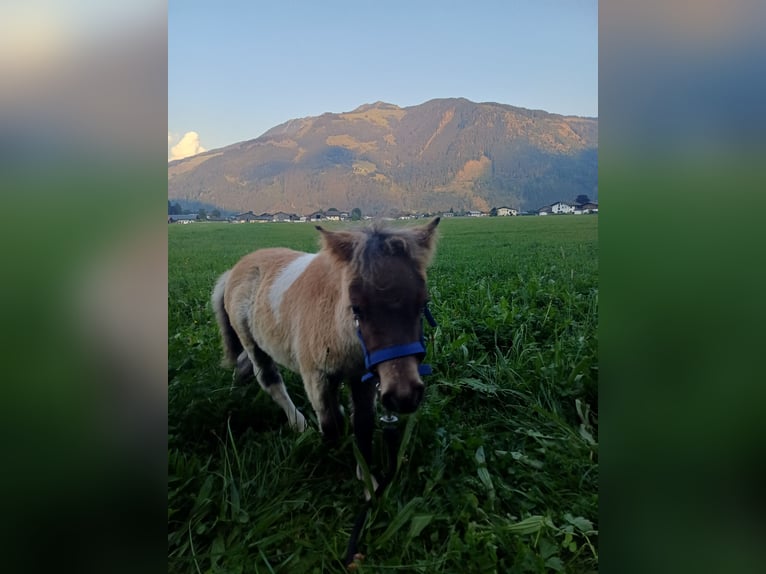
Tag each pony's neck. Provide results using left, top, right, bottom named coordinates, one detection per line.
left=315, top=250, right=356, bottom=334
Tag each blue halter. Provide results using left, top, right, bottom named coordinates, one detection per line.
left=356, top=305, right=437, bottom=383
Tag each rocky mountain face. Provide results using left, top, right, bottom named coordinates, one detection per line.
left=168, top=98, right=597, bottom=215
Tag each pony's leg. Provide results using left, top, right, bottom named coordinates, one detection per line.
left=243, top=342, right=306, bottom=432
left=233, top=350, right=254, bottom=385
left=350, top=381, right=379, bottom=500
left=301, top=371, right=345, bottom=442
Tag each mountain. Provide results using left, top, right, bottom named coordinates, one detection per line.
left=168, top=98, right=597, bottom=215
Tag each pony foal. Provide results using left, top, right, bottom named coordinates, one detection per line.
left=211, top=218, right=440, bottom=493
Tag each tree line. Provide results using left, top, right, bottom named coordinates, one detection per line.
left=168, top=201, right=221, bottom=219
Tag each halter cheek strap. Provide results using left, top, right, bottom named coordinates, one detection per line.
left=356, top=305, right=437, bottom=383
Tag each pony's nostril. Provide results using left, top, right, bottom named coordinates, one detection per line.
left=381, top=391, right=399, bottom=413
left=381, top=384, right=424, bottom=414
left=413, top=385, right=424, bottom=407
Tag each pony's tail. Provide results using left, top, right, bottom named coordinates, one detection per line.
left=211, top=270, right=242, bottom=367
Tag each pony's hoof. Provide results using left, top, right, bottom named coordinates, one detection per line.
left=347, top=553, right=365, bottom=571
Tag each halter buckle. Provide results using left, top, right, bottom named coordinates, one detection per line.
left=380, top=412, right=399, bottom=425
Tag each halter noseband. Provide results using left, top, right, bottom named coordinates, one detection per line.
left=355, top=305, right=437, bottom=383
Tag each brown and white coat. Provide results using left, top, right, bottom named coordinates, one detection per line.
left=211, top=218, right=440, bottom=494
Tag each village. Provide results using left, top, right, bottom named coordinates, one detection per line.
left=168, top=200, right=598, bottom=224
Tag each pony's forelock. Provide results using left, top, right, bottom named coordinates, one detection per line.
left=318, top=219, right=439, bottom=284
left=351, top=222, right=436, bottom=282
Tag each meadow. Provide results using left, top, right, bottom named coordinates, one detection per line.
left=168, top=215, right=598, bottom=573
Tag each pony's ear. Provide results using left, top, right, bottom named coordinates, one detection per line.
left=316, top=226, right=356, bottom=262
left=414, top=217, right=440, bottom=252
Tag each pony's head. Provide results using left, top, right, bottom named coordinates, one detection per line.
left=317, top=218, right=440, bottom=413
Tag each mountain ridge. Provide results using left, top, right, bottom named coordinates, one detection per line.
left=168, top=98, right=597, bottom=215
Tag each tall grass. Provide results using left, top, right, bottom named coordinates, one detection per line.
left=169, top=216, right=598, bottom=573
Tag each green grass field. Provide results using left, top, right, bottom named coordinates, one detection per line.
left=168, top=216, right=598, bottom=573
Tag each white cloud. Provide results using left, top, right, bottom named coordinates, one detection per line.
left=169, top=131, right=206, bottom=161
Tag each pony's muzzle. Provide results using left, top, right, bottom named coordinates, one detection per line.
left=377, top=359, right=425, bottom=413
left=381, top=382, right=424, bottom=414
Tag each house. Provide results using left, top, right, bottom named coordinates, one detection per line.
left=441, top=211, right=455, bottom=218
left=551, top=202, right=576, bottom=214
left=467, top=210, right=485, bottom=217
left=271, top=211, right=295, bottom=222
left=169, top=214, right=198, bottom=223
left=231, top=211, right=257, bottom=223
left=579, top=202, right=599, bottom=214
left=308, top=211, right=324, bottom=221
left=324, top=208, right=342, bottom=221
left=496, top=206, right=518, bottom=217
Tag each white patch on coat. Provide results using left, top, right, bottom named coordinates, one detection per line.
left=269, top=253, right=316, bottom=320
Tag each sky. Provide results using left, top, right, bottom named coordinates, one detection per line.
left=168, top=0, right=597, bottom=160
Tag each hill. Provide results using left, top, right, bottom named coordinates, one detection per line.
left=168, top=98, right=597, bottom=215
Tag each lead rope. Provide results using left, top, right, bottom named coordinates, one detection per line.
left=344, top=305, right=437, bottom=570
left=344, top=412, right=400, bottom=570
